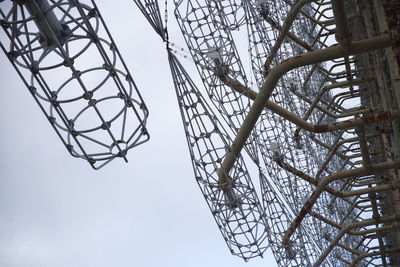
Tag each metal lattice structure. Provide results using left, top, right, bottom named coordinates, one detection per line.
left=0, top=0, right=149, bottom=169
left=1, top=0, right=400, bottom=266
left=133, top=0, right=400, bottom=265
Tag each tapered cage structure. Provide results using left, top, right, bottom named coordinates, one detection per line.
left=0, top=0, right=149, bottom=169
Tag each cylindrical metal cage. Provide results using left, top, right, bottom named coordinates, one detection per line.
left=0, top=0, right=149, bottom=169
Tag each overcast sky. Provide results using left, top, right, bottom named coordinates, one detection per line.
left=0, top=1, right=277, bottom=266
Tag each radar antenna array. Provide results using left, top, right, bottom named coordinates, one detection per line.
left=1, top=0, right=400, bottom=265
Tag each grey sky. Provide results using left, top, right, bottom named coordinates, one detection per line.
left=0, top=1, right=277, bottom=266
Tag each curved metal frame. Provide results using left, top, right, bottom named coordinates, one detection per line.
left=0, top=0, right=149, bottom=169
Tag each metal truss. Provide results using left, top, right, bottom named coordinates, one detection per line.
left=168, top=52, right=269, bottom=259
left=2, top=0, right=400, bottom=266
left=162, top=0, right=400, bottom=265
left=135, top=0, right=271, bottom=259
left=0, top=0, right=149, bottom=169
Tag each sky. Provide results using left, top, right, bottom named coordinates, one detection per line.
left=0, top=1, right=277, bottom=267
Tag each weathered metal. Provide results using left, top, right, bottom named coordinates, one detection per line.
left=281, top=159, right=400, bottom=249
left=217, top=35, right=393, bottom=184
left=4, top=0, right=399, bottom=265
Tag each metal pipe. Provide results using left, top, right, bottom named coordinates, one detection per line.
left=313, top=215, right=398, bottom=266
left=278, top=159, right=394, bottom=197
left=261, top=15, right=313, bottom=52
left=350, top=248, right=400, bottom=266
left=276, top=160, right=349, bottom=199
left=282, top=0, right=334, bottom=27
left=369, top=190, right=388, bottom=266
left=293, top=78, right=368, bottom=138
left=292, top=89, right=369, bottom=119
left=217, top=34, right=393, bottom=185
left=331, top=0, right=352, bottom=49
left=221, top=76, right=400, bottom=135
left=312, top=110, right=400, bottom=133
left=356, top=126, right=372, bottom=167
left=303, top=79, right=365, bottom=120
left=24, top=0, right=67, bottom=46
left=315, top=134, right=356, bottom=178
left=342, top=184, right=394, bottom=197
left=311, top=211, right=399, bottom=235
left=281, top=159, right=400, bottom=248
left=263, top=0, right=315, bottom=73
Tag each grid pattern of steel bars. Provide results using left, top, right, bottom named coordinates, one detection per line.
left=169, top=0, right=400, bottom=265
left=1, top=0, right=399, bottom=265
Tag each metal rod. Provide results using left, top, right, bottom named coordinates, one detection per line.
left=293, top=78, right=367, bottom=138
left=222, top=76, right=400, bottom=135
left=281, top=159, right=400, bottom=248
left=350, top=248, right=400, bottom=266
left=217, top=34, right=392, bottom=186
left=312, top=215, right=398, bottom=266
left=263, top=0, right=315, bottom=73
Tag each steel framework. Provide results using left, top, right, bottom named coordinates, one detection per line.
left=1, top=0, right=400, bottom=266
left=133, top=0, right=400, bottom=265
left=0, top=0, right=149, bottom=169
